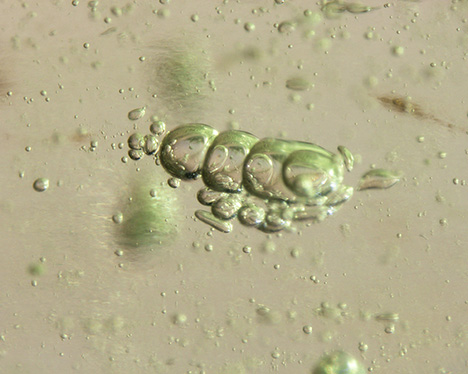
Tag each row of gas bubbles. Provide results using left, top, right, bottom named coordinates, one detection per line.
left=126, top=108, right=402, bottom=233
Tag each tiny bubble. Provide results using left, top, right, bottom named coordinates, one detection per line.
left=112, top=212, right=123, bottom=224
left=302, top=325, right=313, bottom=334
left=168, top=177, right=181, bottom=189
left=242, top=246, right=251, bottom=254
left=244, top=22, right=255, bottom=32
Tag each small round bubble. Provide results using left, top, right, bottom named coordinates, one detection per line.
left=128, top=133, right=145, bottom=150
left=212, top=195, right=243, bottom=220
left=244, top=22, right=255, bottom=32
left=168, top=177, right=181, bottom=188
left=238, top=204, right=265, bottom=227
left=261, top=210, right=291, bottom=232
left=302, top=325, right=313, bottom=334
left=112, top=212, right=123, bottom=224
left=128, top=149, right=144, bottom=161
left=33, top=178, right=49, bottom=192
left=150, top=120, right=166, bottom=136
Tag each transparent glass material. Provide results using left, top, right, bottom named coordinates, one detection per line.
left=1, top=1, right=468, bottom=373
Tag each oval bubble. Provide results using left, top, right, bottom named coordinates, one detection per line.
left=159, top=124, right=218, bottom=180
left=128, top=133, right=145, bottom=150
left=143, top=135, right=159, bottom=155
left=203, top=130, right=259, bottom=193
left=128, top=149, right=144, bottom=161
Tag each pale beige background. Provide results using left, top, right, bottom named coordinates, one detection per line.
left=1, top=0, right=468, bottom=373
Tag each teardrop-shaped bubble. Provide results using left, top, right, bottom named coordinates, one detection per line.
left=357, top=169, right=402, bottom=191
left=203, top=130, right=259, bottom=193
left=128, top=106, right=146, bottom=121
left=159, top=124, right=218, bottom=180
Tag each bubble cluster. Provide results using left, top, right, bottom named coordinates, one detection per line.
left=127, top=130, right=161, bottom=161
left=127, top=123, right=401, bottom=233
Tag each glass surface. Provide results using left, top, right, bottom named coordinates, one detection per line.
left=1, top=1, right=468, bottom=373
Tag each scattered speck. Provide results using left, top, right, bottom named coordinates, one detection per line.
left=392, top=46, right=404, bottom=56
left=172, top=313, right=187, bottom=325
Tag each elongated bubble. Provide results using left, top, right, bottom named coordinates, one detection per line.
left=357, top=169, right=402, bottom=191
left=243, top=138, right=347, bottom=205
left=337, top=145, right=354, bottom=172
left=195, top=210, right=233, bottom=233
